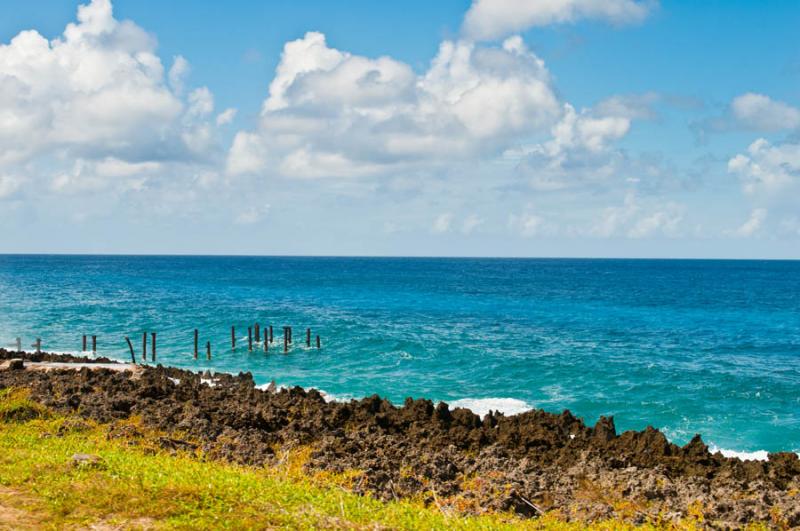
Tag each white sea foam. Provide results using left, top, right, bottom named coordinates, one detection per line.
left=721, top=449, right=771, bottom=461
left=49, top=350, right=112, bottom=359
left=709, top=446, right=800, bottom=461
left=446, top=398, right=533, bottom=417
left=254, top=382, right=353, bottom=403
left=168, top=377, right=180, bottom=385
left=253, top=384, right=534, bottom=415
left=709, top=446, right=770, bottom=461
left=318, top=390, right=356, bottom=403
left=255, top=382, right=288, bottom=392
left=200, top=378, right=217, bottom=387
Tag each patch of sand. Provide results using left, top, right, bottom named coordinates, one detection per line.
left=0, top=486, right=45, bottom=530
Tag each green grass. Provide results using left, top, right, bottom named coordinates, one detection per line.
left=0, top=387, right=49, bottom=423
left=0, top=387, right=695, bottom=530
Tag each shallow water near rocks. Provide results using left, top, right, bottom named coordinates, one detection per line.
left=0, top=255, right=798, bottom=455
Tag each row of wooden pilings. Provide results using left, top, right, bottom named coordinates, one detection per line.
left=120, top=325, right=321, bottom=364
left=7, top=337, right=50, bottom=354
left=8, top=326, right=321, bottom=365
left=6, top=336, right=95, bottom=356
left=229, top=325, right=321, bottom=353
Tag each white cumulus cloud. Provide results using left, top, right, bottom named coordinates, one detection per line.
left=168, top=55, right=190, bottom=95
left=508, top=212, right=549, bottom=237
left=188, top=87, right=214, bottom=116
left=50, top=157, right=161, bottom=193
left=695, top=93, right=800, bottom=137
left=0, top=175, right=21, bottom=199
left=462, top=0, right=655, bottom=41
left=507, top=96, right=652, bottom=191
left=732, top=208, right=767, bottom=238
left=432, top=213, right=454, bottom=234
left=728, top=138, right=800, bottom=198
left=587, top=192, right=683, bottom=238
left=731, top=93, right=800, bottom=132
left=227, top=32, right=560, bottom=179
left=0, top=0, right=225, bottom=195
left=215, top=108, right=237, bottom=126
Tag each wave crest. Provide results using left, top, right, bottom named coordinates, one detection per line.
left=446, top=397, right=533, bottom=417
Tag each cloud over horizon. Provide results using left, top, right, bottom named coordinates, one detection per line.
left=0, top=0, right=797, bottom=257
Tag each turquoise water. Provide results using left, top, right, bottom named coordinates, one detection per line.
left=0, top=255, right=798, bottom=455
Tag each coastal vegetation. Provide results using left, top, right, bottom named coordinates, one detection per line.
left=0, top=387, right=667, bottom=530
left=1, top=354, right=796, bottom=529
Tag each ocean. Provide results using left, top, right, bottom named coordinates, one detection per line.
left=0, top=255, right=797, bottom=457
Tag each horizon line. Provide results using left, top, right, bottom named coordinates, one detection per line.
left=0, top=252, right=797, bottom=262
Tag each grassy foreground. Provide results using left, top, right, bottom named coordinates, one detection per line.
left=0, top=388, right=706, bottom=530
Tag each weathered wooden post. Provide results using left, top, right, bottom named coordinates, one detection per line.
left=151, top=332, right=156, bottom=362
left=316, top=335, right=321, bottom=349
left=283, top=329, right=288, bottom=353
left=124, top=336, right=136, bottom=363
left=35, top=338, right=41, bottom=353
left=207, top=341, right=211, bottom=360
left=231, top=326, right=236, bottom=350
left=269, top=325, right=273, bottom=344
left=306, top=328, right=311, bottom=347
left=248, top=327, right=253, bottom=351
left=82, top=335, right=87, bottom=352
left=16, top=337, right=21, bottom=353
left=288, top=326, right=292, bottom=344
left=142, top=332, right=147, bottom=362
left=194, top=329, right=199, bottom=359
left=92, top=335, right=96, bottom=353
left=255, top=323, right=260, bottom=343
left=264, top=335, right=269, bottom=353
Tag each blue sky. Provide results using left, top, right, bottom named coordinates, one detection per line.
left=0, top=0, right=798, bottom=257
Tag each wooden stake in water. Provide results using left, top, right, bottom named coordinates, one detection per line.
left=82, top=335, right=87, bottom=352
left=207, top=341, right=211, bottom=360
left=284, top=329, right=288, bottom=353
left=151, top=332, right=156, bottom=362
left=316, top=335, right=321, bottom=349
left=124, top=336, right=136, bottom=364
left=92, top=335, right=96, bottom=353
left=142, top=332, right=147, bottom=362
left=288, top=326, right=292, bottom=344
left=269, top=325, right=273, bottom=344
left=264, top=335, right=269, bottom=353
left=306, top=328, right=311, bottom=347
left=15, top=337, right=21, bottom=353
left=35, top=338, right=41, bottom=354
left=255, top=323, right=260, bottom=344
left=231, top=326, right=236, bottom=350
left=194, top=329, right=199, bottom=359
left=248, top=327, right=253, bottom=351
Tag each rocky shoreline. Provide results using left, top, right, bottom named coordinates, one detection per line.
left=1, top=349, right=798, bottom=528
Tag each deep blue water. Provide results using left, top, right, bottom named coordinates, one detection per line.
left=0, top=255, right=798, bottom=455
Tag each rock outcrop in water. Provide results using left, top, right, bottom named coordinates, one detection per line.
left=1, top=349, right=798, bottom=527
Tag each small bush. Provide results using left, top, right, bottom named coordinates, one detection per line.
left=0, top=388, right=49, bottom=423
